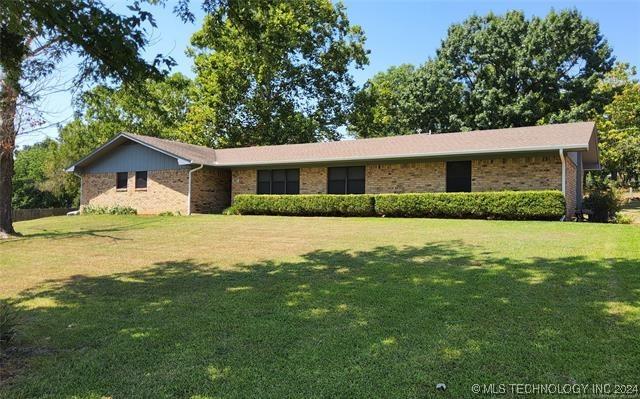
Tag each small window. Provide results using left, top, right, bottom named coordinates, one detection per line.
left=446, top=161, right=471, bottom=192
left=135, top=171, right=147, bottom=190
left=256, top=169, right=299, bottom=194
left=116, top=172, right=128, bottom=190
left=328, top=166, right=365, bottom=194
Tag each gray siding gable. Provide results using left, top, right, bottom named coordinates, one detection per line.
left=83, top=142, right=188, bottom=173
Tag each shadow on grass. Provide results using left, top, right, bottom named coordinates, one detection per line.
left=2, top=242, right=639, bottom=398
left=0, top=220, right=155, bottom=244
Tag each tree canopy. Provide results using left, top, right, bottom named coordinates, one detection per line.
left=182, top=0, right=368, bottom=148
left=596, top=66, right=640, bottom=186
left=1, top=0, right=175, bottom=235
left=349, top=9, right=615, bottom=137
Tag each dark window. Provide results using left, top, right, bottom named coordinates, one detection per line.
left=446, top=161, right=471, bottom=192
left=116, top=172, right=128, bottom=190
left=256, top=169, right=299, bottom=194
left=135, top=171, right=147, bottom=190
left=328, top=166, right=365, bottom=194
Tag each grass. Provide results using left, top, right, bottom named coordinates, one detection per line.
left=621, top=198, right=640, bottom=224
left=0, top=215, right=639, bottom=398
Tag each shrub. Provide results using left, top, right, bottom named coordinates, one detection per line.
left=222, top=206, right=241, bottom=215
left=374, top=191, right=566, bottom=220
left=614, top=213, right=633, bottom=224
left=158, top=211, right=180, bottom=216
left=230, top=191, right=565, bottom=220
left=82, top=205, right=137, bottom=215
left=232, top=194, right=376, bottom=216
left=0, top=300, right=19, bottom=349
left=583, top=188, right=623, bottom=223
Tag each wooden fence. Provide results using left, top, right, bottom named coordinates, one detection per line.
left=12, top=208, right=78, bottom=222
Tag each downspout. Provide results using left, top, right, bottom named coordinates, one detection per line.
left=187, top=164, right=204, bottom=215
left=559, top=149, right=566, bottom=221
left=559, top=148, right=566, bottom=196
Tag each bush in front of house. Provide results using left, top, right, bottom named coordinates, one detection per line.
left=230, top=191, right=565, bottom=220
left=375, top=191, right=566, bottom=220
left=231, top=194, right=376, bottom=216
left=82, top=205, right=138, bottom=215
left=583, top=187, right=624, bottom=223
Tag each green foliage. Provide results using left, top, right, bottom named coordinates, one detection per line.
left=596, top=67, right=640, bottom=186
left=583, top=187, right=624, bottom=223
left=349, top=9, right=614, bottom=137
left=231, top=191, right=565, bottom=220
left=158, top=211, right=180, bottom=217
left=614, top=213, right=633, bottom=224
left=349, top=64, right=418, bottom=137
left=232, top=194, right=376, bottom=216
left=1, top=0, right=176, bottom=235
left=37, top=74, right=192, bottom=205
left=76, top=73, right=192, bottom=139
left=375, top=191, right=566, bottom=220
left=12, top=140, right=73, bottom=209
left=0, top=300, right=19, bottom=349
left=82, top=205, right=137, bottom=215
left=183, top=0, right=368, bottom=148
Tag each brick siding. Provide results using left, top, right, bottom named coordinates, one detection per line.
left=300, top=167, right=327, bottom=194
left=82, top=154, right=574, bottom=216
left=565, top=156, right=577, bottom=218
left=190, top=167, right=231, bottom=213
left=230, top=154, right=573, bottom=215
left=472, top=154, right=562, bottom=191
left=366, top=161, right=445, bottom=193
left=81, top=169, right=189, bottom=214
left=231, top=169, right=257, bottom=200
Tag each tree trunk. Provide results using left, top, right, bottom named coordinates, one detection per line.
left=0, top=72, right=19, bottom=238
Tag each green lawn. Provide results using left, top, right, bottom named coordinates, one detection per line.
left=0, top=215, right=639, bottom=398
left=621, top=198, right=640, bottom=224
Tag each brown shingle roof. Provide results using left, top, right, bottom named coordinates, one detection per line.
left=67, top=122, right=598, bottom=171
left=213, top=122, right=597, bottom=166
left=123, top=133, right=217, bottom=166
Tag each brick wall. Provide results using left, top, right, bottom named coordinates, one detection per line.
left=300, top=167, right=327, bottom=194
left=227, top=154, right=578, bottom=217
left=81, top=169, right=189, bottom=214
left=472, top=154, right=562, bottom=192
left=190, top=167, right=231, bottom=213
left=366, top=161, right=445, bottom=193
left=565, top=156, right=577, bottom=217
left=231, top=169, right=257, bottom=200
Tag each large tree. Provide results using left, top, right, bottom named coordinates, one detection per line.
left=12, top=139, right=72, bottom=209
left=183, top=0, right=368, bottom=148
left=596, top=67, right=640, bottom=186
left=40, top=73, right=192, bottom=205
left=349, top=64, right=417, bottom=138
left=349, top=9, right=615, bottom=137
left=0, top=0, right=174, bottom=237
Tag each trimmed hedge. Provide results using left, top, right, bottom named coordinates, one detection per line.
left=231, top=191, right=566, bottom=220
left=375, top=191, right=566, bottom=220
left=82, top=205, right=138, bottom=215
left=231, top=194, right=375, bottom=216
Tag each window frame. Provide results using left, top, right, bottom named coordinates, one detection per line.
left=327, top=166, right=366, bottom=195
left=135, top=171, right=148, bottom=190
left=256, top=169, right=300, bottom=195
left=116, top=172, right=128, bottom=191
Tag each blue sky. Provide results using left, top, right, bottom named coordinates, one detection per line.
left=19, top=0, right=640, bottom=147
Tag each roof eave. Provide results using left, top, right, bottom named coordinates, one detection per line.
left=64, top=133, right=195, bottom=172
left=214, top=144, right=589, bottom=168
